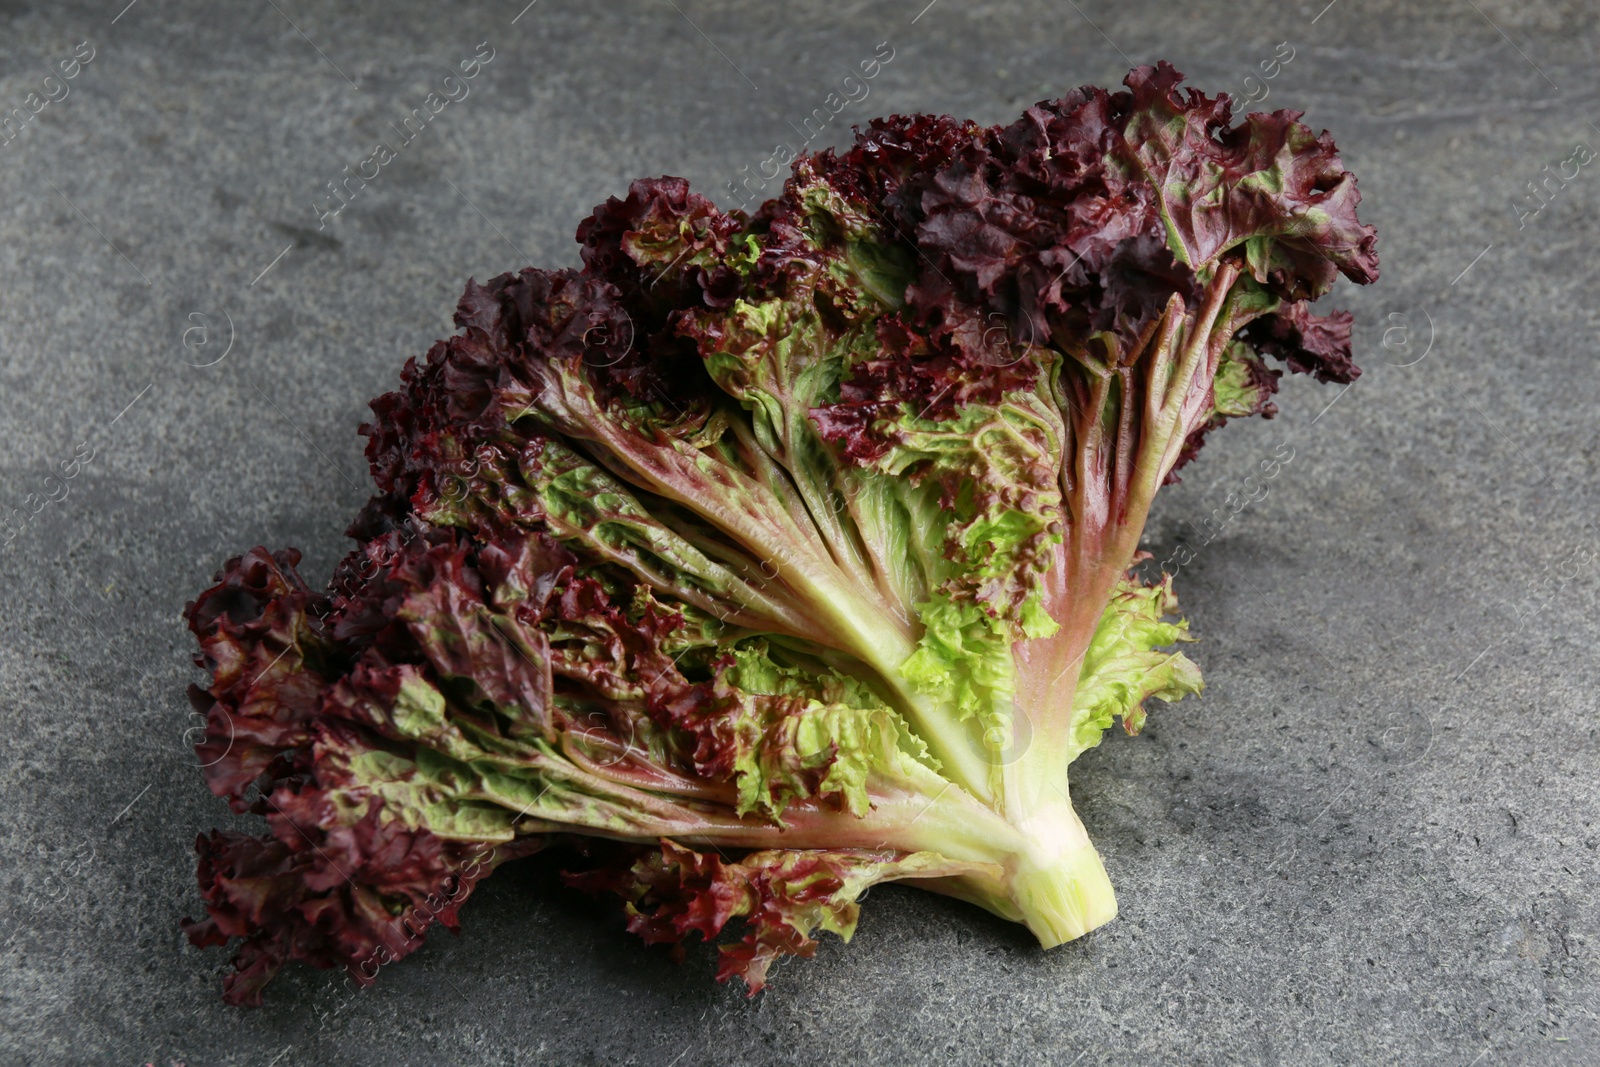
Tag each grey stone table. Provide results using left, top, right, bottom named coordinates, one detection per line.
left=2, top=1, right=1596, bottom=1063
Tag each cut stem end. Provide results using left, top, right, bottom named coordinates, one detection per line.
left=1011, top=843, right=1119, bottom=949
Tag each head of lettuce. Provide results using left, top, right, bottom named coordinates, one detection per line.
left=182, top=63, right=1377, bottom=1005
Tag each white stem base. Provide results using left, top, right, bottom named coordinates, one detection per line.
left=1009, top=841, right=1118, bottom=948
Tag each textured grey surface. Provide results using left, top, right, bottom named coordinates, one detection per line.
left=1, top=1, right=1597, bottom=1064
